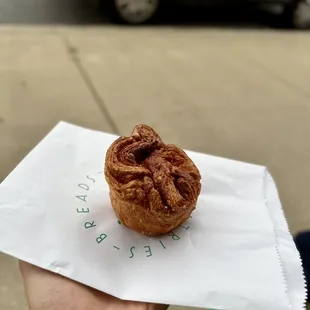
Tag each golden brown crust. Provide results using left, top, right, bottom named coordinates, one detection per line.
left=104, top=125, right=201, bottom=236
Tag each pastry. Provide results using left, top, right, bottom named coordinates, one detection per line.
left=104, top=125, right=201, bottom=236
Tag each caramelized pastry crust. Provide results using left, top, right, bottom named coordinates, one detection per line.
left=105, top=125, right=201, bottom=236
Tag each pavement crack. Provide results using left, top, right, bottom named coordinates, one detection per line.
left=64, top=37, right=120, bottom=135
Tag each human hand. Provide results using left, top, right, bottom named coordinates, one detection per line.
left=19, top=261, right=169, bottom=310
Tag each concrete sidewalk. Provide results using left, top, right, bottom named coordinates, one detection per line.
left=0, top=26, right=310, bottom=310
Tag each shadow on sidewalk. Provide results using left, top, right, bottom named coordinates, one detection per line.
left=0, top=0, right=279, bottom=30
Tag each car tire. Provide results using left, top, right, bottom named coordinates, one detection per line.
left=281, top=0, right=310, bottom=29
left=104, top=0, right=160, bottom=24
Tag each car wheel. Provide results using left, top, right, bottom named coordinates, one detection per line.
left=292, top=0, right=310, bottom=28
left=282, top=0, right=310, bottom=29
left=106, top=0, right=160, bottom=24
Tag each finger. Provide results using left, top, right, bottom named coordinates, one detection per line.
left=19, top=260, right=44, bottom=281
left=19, top=260, right=32, bottom=275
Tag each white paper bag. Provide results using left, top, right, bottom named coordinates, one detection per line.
left=0, top=122, right=306, bottom=310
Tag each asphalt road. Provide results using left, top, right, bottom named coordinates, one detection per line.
left=0, top=0, right=102, bottom=24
